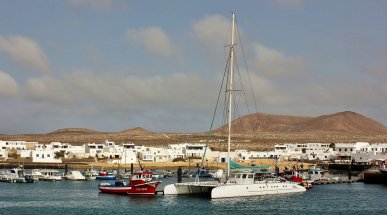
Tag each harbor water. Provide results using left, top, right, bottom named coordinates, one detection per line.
left=0, top=176, right=386, bottom=215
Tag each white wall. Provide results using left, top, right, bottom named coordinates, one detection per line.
left=31, top=150, right=62, bottom=163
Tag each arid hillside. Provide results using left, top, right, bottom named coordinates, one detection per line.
left=216, top=111, right=387, bottom=134
left=1, top=111, right=387, bottom=151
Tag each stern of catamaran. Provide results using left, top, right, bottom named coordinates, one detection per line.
left=163, top=181, right=219, bottom=197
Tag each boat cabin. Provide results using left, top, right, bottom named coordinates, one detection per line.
left=228, top=172, right=255, bottom=185
left=10, top=168, right=25, bottom=178
left=308, top=167, right=326, bottom=181
left=130, top=171, right=153, bottom=185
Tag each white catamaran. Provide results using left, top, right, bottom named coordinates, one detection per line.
left=163, top=12, right=306, bottom=199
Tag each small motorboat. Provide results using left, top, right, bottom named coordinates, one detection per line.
left=64, top=170, right=86, bottom=181
left=40, top=169, right=62, bottom=181
left=84, top=170, right=97, bottom=180
left=31, top=169, right=44, bottom=180
left=301, top=180, right=314, bottom=189
left=96, top=170, right=116, bottom=180
left=192, top=168, right=213, bottom=178
left=98, top=170, right=161, bottom=195
left=0, top=168, right=37, bottom=183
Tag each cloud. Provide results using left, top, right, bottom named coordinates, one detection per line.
left=0, top=70, right=18, bottom=97
left=0, top=36, right=50, bottom=74
left=192, top=14, right=231, bottom=51
left=23, top=70, right=214, bottom=113
left=250, top=43, right=307, bottom=79
left=67, top=0, right=115, bottom=10
left=125, top=26, right=175, bottom=57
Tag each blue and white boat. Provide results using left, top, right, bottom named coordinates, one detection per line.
left=96, top=170, right=116, bottom=180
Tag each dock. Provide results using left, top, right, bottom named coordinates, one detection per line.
left=314, top=178, right=357, bottom=185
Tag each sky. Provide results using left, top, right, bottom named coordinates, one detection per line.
left=1, top=0, right=387, bottom=134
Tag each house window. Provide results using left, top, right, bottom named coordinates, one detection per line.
left=47, top=154, right=50, bottom=158
left=36, top=154, right=39, bottom=158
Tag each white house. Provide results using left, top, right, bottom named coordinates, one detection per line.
left=19, top=150, right=32, bottom=158
left=35, top=143, right=53, bottom=150
left=0, top=149, right=8, bottom=160
left=351, top=143, right=387, bottom=163
left=108, top=150, right=138, bottom=164
left=0, top=140, right=28, bottom=150
left=85, top=143, right=105, bottom=157
left=274, top=143, right=334, bottom=161
left=168, top=144, right=186, bottom=159
left=218, top=151, right=238, bottom=163
left=140, top=146, right=169, bottom=162
left=31, top=149, right=62, bottom=163
left=185, top=143, right=208, bottom=158
left=247, top=151, right=279, bottom=160
left=335, top=142, right=370, bottom=154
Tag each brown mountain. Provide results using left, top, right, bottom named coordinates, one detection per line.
left=293, top=111, right=387, bottom=134
left=216, top=112, right=313, bottom=133
left=216, top=111, right=387, bottom=134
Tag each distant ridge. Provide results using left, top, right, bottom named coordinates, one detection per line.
left=47, top=128, right=99, bottom=134
left=119, top=127, right=151, bottom=135
left=216, top=111, right=387, bottom=134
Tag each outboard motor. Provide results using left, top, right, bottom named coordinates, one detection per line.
left=214, top=169, right=224, bottom=182
left=25, top=175, right=35, bottom=183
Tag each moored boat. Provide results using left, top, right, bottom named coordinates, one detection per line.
left=98, top=170, right=161, bottom=195
left=192, top=168, right=213, bottom=178
left=84, top=168, right=98, bottom=180
left=64, top=170, right=86, bottom=180
left=96, top=170, right=116, bottom=180
left=0, top=168, right=37, bottom=183
left=40, top=169, right=62, bottom=181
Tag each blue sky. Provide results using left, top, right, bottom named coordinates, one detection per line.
left=1, top=0, right=387, bottom=134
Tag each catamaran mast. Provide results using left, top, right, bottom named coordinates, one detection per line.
left=227, top=12, right=236, bottom=178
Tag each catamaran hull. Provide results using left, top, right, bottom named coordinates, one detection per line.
left=164, top=182, right=306, bottom=198
left=211, top=183, right=306, bottom=199
left=164, top=183, right=216, bottom=195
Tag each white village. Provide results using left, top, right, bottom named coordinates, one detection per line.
left=1, top=139, right=386, bottom=165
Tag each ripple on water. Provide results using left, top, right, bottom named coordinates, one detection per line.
left=0, top=178, right=386, bottom=215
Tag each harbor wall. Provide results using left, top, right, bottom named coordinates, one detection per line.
left=363, top=170, right=387, bottom=184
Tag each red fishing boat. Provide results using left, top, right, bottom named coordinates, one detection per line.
left=98, top=170, right=161, bottom=195
left=283, top=169, right=314, bottom=189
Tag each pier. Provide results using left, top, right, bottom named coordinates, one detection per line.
left=314, top=178, right=357, bottom=185
left=363, top=169, right=387, bottom=184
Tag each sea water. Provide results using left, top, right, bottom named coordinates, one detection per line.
left=0, top=176, right=386, bottom=215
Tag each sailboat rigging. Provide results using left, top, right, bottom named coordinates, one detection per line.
left=163, top=12, right=306, bottom=198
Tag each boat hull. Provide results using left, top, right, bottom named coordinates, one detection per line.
left=211, top=182, right=306, bottom=199
left=99, top=181, right=160, bottom=195
left=96, top=176, right=116, bottom=180
left=164, top=181, right=306, bottom=199
left=164, top=181, right=218, bottom=196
